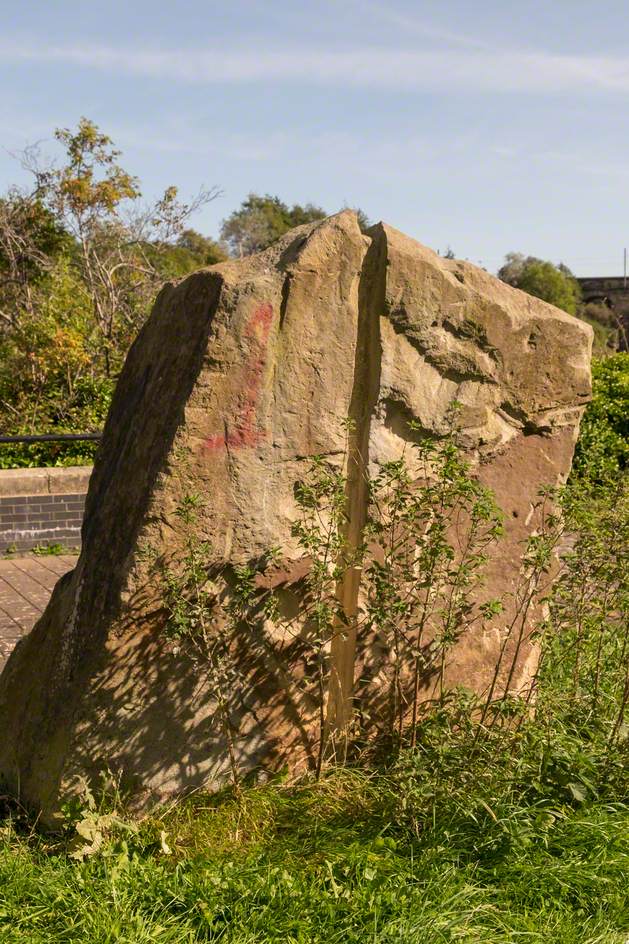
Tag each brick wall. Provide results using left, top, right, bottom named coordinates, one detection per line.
left=0, top=467, right=92, bottom=552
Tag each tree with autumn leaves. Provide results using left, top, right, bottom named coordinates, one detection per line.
left=0, top=118, right=222, bottom=464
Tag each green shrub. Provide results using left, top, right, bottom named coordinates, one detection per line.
left=573, top=353, right=629, bottom=481
left=0, top=258, right=113, bottom=468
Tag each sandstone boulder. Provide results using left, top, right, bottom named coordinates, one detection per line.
left=0, top=212, right=592, bottom=817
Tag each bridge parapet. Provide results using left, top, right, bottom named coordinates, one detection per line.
left=578, top=276, right=629, bottom=297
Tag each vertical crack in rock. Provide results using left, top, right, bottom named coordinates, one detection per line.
left=326, top=227, right=386, bottom=749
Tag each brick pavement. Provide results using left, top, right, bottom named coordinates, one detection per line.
left=0, top=554, right=77, bottom=671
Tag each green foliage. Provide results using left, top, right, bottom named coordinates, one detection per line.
left=157, top=413, right=628, bottom=793
left=157, top=426, right=509, bottom=783
left=0, top=119, right=374, bottom=468
left=0, top=118, right=218, bottom=466
left=48, top=117, right=141, bottom=219
left=293, top=457, right=350, bottom=774
left=364, top=431, right=503, bottom=738
left=161, top=496, right=240, bottom=787
left=220, top=193, right=326, bottom=256
left=219, top=196, right=373, bottom=256
left=31, top=543, right=74, bottom=556
left=0, top=194, right=70, bottom=318
left=541, top=474, right=629, bottom=752
left=173, top=228, right=228, bottom=267
left=1, top=726, right=627, bottom=941
left=160, top=494, right=280, bottom=790
left=351, top=206, right=372, bottom=233
left=35, top=118, right=215, bottom=373
left=2, top=428, right=629, bottom=941
left=572, top=353, right=629, bottom=481
left=146, top=229, right=228, bottom=281
left=284, top=424, right=505, bottom=769
left=175, top=228, right=226, bottom=261
left=498, top=253, right=581, bottom=314
left=0, top=257, right=113, bottom=468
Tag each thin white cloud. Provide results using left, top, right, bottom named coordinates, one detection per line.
left=113, top=122, right=629, bottom=189
left=336, top=0, right=492, bottom=51
left=1, top=37, right=629, bottom=94
left=2, top=106, right=624, bottom=191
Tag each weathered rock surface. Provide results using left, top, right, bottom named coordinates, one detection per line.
left=0, top=212, right=592, bottom=817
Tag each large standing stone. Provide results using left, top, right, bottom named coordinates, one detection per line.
left=0, top=212, right=591, bottom=817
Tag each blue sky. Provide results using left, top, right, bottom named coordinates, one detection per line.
left=2, top=0, right=628, bottom=275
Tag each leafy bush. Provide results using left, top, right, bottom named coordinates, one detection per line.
left=156, top=412, right=628, bottom=793
left=0, top=259, right=113, bottom=468
left=572, top=353, right=629, bottom=481
left=0, top=118, right=219, bottom=468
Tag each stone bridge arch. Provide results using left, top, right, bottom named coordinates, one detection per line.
left=577, top=277, right=629, bottom=350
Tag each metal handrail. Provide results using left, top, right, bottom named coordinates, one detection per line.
left=0, top=433, right=103, bottom=445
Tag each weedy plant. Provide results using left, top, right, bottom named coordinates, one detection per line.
left=160, top=494, right=283, bottom=790
left=159, top=416, right=623, bottom=784
left=292, top=456, right=350, bottom=775
left=539, top=472, right=629, bottom=756
left=474, top=486, right=564, bottom=741
left=161, top=494, right=242, bottom=790
left=153, top=400, right=629, bottom=843
left=363, top=426, right=504, bottom=742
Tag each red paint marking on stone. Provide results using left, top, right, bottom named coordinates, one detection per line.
left=205, top=303, right=274, bottom=451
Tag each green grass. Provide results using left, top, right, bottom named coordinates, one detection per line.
left=1, top=425, right=627, bottom=942
left=1, top=756, right=627, bottom=944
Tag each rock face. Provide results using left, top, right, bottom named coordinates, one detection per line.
left=0, top=213, right=592, bottom=817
